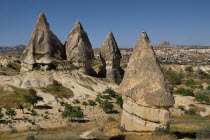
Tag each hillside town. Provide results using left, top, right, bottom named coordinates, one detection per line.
left=94, top=42, right=210, bottom=64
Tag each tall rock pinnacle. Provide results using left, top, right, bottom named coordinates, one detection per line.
left=120, top=32, right=175, bottom=132
left=65, top=21, right=96, bottom=76
left=21, top=13, right=66, bottom=72
left=99, top=32, right=124, bottom=82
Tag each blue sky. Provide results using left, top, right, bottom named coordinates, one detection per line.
left=0, top=0, right=210, bottom=48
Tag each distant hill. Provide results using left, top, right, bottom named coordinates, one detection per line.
left=0, top=45, right=26, bottom=53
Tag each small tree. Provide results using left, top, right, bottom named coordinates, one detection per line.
left=18, top=104, right=25, bottom=114
left=115, top=95, right=123, bottom=108
left=24, top=88, right=43, bottom=107
left=6, top=108, right=17, bottom=119
left=100, top=100, right=114, bottom=113
left=62, top=104, right=84, bottom=121
left=95, top=96, right=102, bottom=104
left=103, top=87, right=117, bottom=98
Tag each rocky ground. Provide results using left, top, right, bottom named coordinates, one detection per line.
left=0, top=58, right=210, bottom=139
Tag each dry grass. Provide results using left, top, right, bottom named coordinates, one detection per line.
left=171, top=116, right=210, bottom=133
left=0, top=86, right=30, bottom=108
left=79, top=84, right=94, bottom=91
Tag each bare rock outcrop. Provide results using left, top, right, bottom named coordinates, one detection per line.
left=0, top=55, right=13, bottom=67
left=65, top=21, right=96, bottom=76
left=120, top=32, right=175, bottom=132
left=21, top=13, right=66, bottom=72
left=98, top=32, right=124, bottom=82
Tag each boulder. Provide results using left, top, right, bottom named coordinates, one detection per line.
left=21, top=13, right=66, bottom=72
left=99, top=32, right=124, bottom=82
left=120, top=32, right=175, bottom=132
left=65, top=21, right=96, bottom=76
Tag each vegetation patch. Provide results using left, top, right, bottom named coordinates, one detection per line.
left=174, top=88, right=194, bottom=96
left=41, top=80, right=74, bottom=99
left=0, top=86, right=31, bottom=108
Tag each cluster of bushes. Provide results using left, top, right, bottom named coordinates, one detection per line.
left=195, top=92, right=209, bottom=104
left=0, top=108, right=17, bottom=120
left=174, top=88, right=194, bottom=96
left=96, top=87, right=123, bottom=113
left=165, top=69, right=184, bottom=85
left=62, top=103, right=84, bottom=121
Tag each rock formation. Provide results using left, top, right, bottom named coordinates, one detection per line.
left=21, top=13, right=66, bottom=72
left=0, top=55, right=14, bottom=67
left=98, top=32, right=124, bottom=82
left=65, top=21, right=96, bottom=76
left=120, top=32, right=175, bottom=132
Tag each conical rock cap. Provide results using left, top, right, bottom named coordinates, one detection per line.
left=120, top=32, right=174, bottom=107
left=65, top=21, right=94, bottom=62
left=21, top=13, right=65, bottom=65
left=100, top=32, right=121, bottom=61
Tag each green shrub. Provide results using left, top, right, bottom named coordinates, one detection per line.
left=165, top=70, right=183, bottom=85
left=88, top=100, right=96, bottom=106
left=195, top=92, right=209, bottom=104
left=196, top=129, right=210, bottom=139
left=100, top=100, right=114, bottom=113
left=197, top=69, right=210, bottom=79
left=58, top=108, right=62, bottom=112
left=185, top=79, right=196, bottom=87
left=7, top=63, right=13, bottom=69
left=31, top=109, right=38, bottom=116
left=174, top=88, right=194, bottom=96
left=73, top=99, right=80, bottom=104
left=60, top=101, right=65, bottom=106
left=115, top=95, right=123, bottom=108
left=103, top=87, right=117, bottom=98
left=185, top=108, right=196, bottom=115
left=178, top=105, right=185, bottom=111
left=82, top=101, right=88, bottom=106
left=185, top=66, right=193, bottom=73
left=24, top=88, right=43, bottom=107
left=62, top=104, right=84, bottom=121
left=95, top=96, right=102, bottom=104
left=5, top=108, right=17, bottom=119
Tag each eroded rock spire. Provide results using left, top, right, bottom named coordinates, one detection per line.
left=120, top=32, right=175, bottom=132
left=21, top=13, right=66, bottom=72
left=99, top=32, right=124, bottom=82
left=65, top=21, right=96, bottom=76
